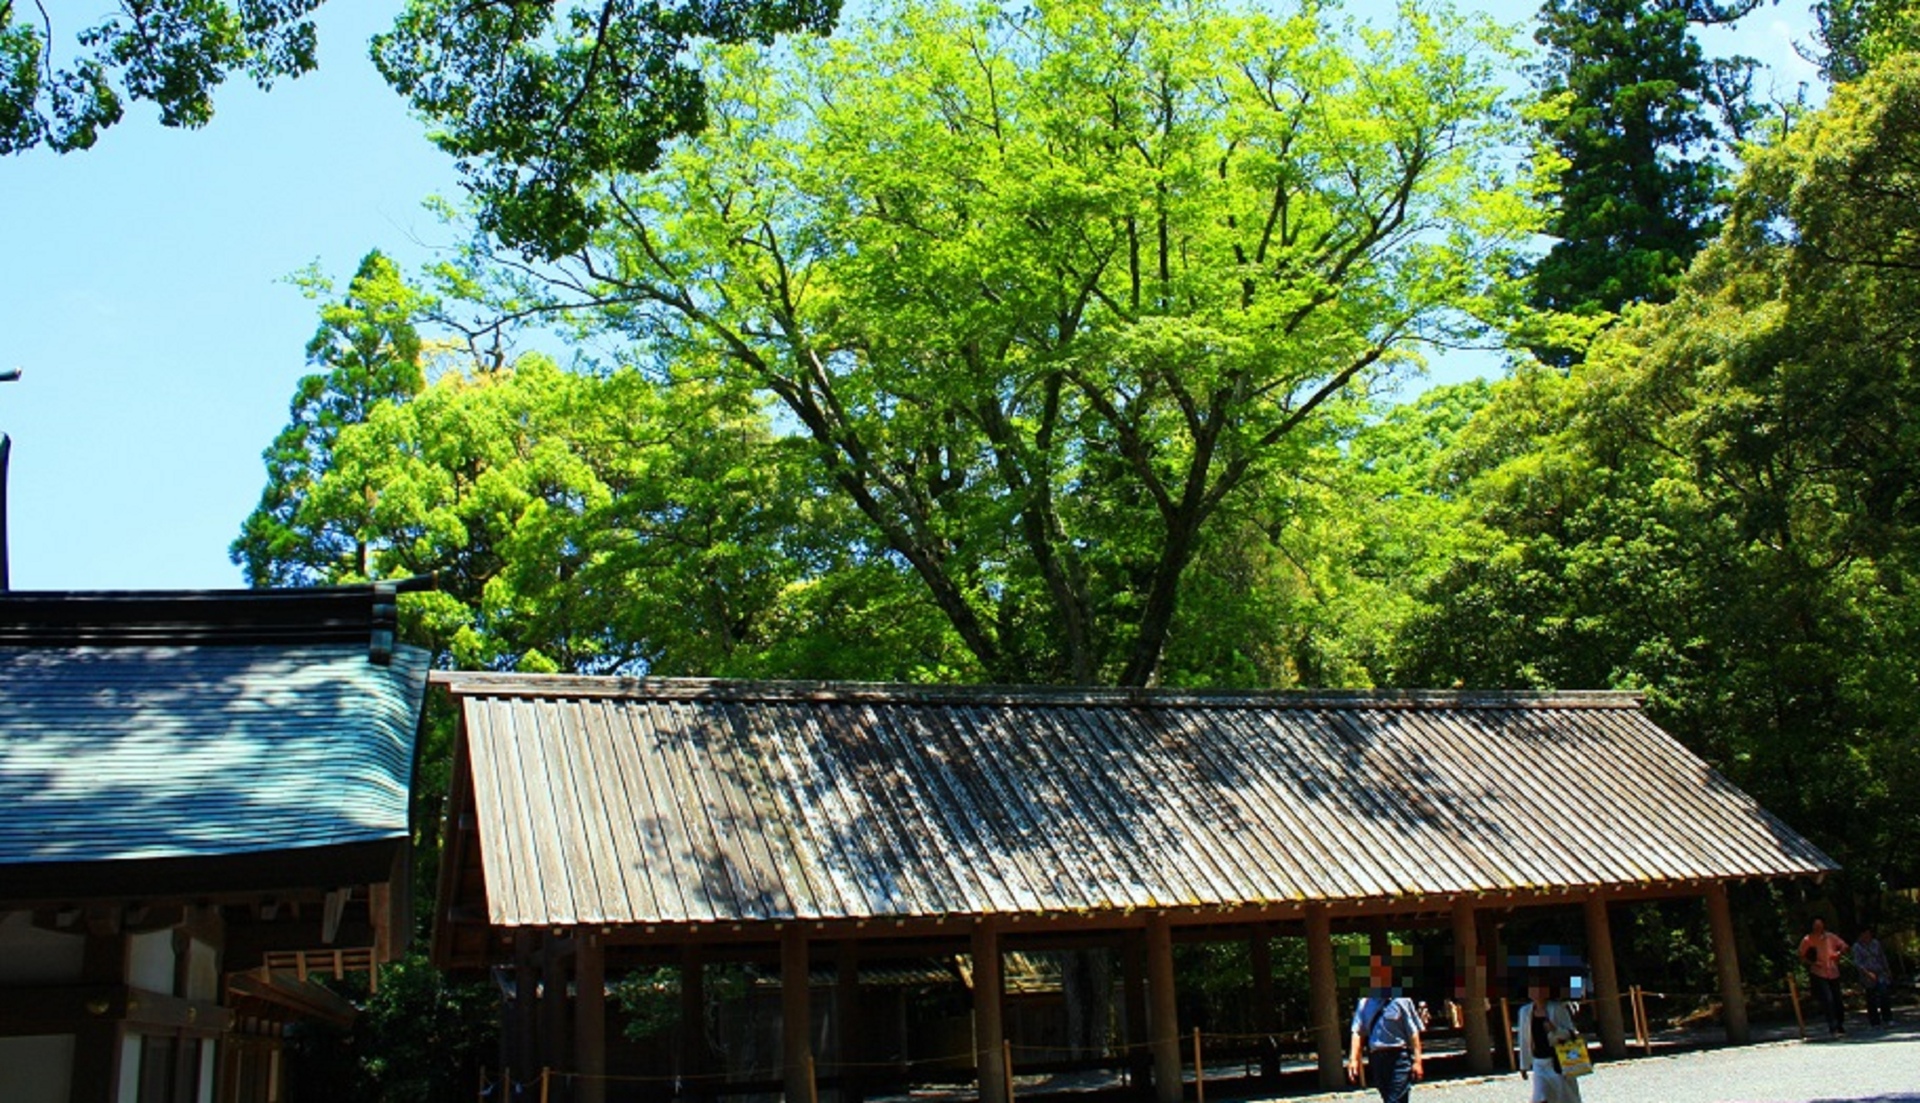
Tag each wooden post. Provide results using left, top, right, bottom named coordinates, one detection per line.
left=1787, top=974, right=1805, bottom=1039
left=72, top=927, right=128, bottom=1103
left=805, top=1053, right=820, bottom=1103
left=782, top=925, right=813, bottom=1103
left=542, top=934, right=569, bottom=1082
left=680, top=945, right=706, bottom=1099
left=1704, top=883, right=1751, bottom=1044
left=539, top=1067, right=551, bottom=1103
left=973, top=923, right=1009, bottom=1103
left=1452, top=899, right=1493, bottom=1073
left=1003, top=1038, right=1016, bottom=1103
left=1145, top=915, right=1182, bottom=1103
left=1305, top=905, right=1344, bottom=1090
left=836, top=941, right=865, bottom=1103
left=575, top=929, right=606, bottom=1103
left=1250, top=929, right=1278, bottom=1085
left=1191, top=1028, right=1205, bottom=1103
left=515, top=931, right=539, bottom=1081
left=1123, top=931, right=1152, bottom=1094
left=1583, top=893, right=1628, bottom=1060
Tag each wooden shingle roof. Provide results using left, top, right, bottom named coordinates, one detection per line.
left=434, top=676, right=1835, bottom=936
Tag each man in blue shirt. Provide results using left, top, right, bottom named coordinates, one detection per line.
left=1346, top=954, right=1426, bottom=1103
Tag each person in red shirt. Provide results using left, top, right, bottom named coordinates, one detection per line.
left=1798, top=918, right=1850, bottom=1035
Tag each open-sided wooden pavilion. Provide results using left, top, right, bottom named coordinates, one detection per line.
left=430, top=676, right=1836, bottom=1103
left=0, top=585, right=431, bottom=1103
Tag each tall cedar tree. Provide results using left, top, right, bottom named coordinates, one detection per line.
left=1528, top=0, right=1755, bottom=360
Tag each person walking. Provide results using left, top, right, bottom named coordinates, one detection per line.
left=1798, top=918, right=1850, bottom=1036
left=1853, top=926, right=1893, bottom=1027
left=1346, top=954, right=1425, bottom=1103
left=1515, top=978, right=1583, bottom=1103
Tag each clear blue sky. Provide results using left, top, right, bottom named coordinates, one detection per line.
left=0, top=1, right=1820, bottom=592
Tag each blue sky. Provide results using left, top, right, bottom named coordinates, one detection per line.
left=0, top=0, right=1821, bottom=592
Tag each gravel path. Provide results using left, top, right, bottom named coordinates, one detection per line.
left=1274, top=1022, right=1920, bottom=1103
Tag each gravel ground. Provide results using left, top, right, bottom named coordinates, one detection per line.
left=1273, top=1021, right=1920, bottom=1103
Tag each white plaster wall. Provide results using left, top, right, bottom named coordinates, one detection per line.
left=199, top=1040, right=218, bottom=1103
left=187, top=937, right=219, bottom=1001
left=128, top=929, right=175, bottom=994
left=0, top=910, right=85, bottom=983
left=118, top=1035, right=142, bottom=1103
left=0, top=1034, right=75, bottom=1103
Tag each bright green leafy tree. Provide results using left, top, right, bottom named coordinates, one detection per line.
left=510, top=0, right=1543, bottom=686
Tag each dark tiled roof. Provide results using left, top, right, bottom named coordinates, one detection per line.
left=0, top=587, right=431, bottom=872
left=435, top=676, right=1836, bottom=928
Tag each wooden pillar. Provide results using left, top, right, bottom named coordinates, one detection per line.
left=1305, top=906, right=1343, bottom=1090
left=514, top=930, right=539, bottom=1078
left=837, top=941, right=865, bottom=1103
left=1144, top=916, right=1181, bottom=1103
left=71, top=927, right=126, bottom=1103
left=1704, top=884, right=1750, bottom=1044
left=971, top=923, right=1008, bottom=1103
left=1123, top=929, right=1152, bottom=1094
left=1479, top=915, right=1506, bottom=1052
left=1250, top=928, right=1279, bottom=1085
left=680, top=945, right=706, bottom=1097
left=782, top=925, right=814, bottom=1103
left=575, top=929, right=607, bottom=1103
left=1452, top=899, right=1493, bottom=1073
left=542, top=933, right=570, bottom=1080
left=1583, top=894, right=1627, bottom=1059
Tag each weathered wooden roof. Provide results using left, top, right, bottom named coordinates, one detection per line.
left=0, top=589, right=431, bottom=882
left=435, top=676, right=1836, bottom=930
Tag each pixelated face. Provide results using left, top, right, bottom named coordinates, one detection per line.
left=1370, top=956, right=1394, bottom=988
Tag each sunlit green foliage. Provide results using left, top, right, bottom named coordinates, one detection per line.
left=510, top=0, right=1543, bottom=685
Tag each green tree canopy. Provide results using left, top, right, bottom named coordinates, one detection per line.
left=500, top=0, right=1542, bottom=686
left=1400, top=53, right=1920, bottom=888
left=5, top=0, right=839, bottom=257
left=233, top=249, right=429, bottom=587
left=1526, top=0, right=1759, bottom=360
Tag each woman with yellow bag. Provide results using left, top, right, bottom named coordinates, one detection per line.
left=1515, top=977, right=1587, bottom=1102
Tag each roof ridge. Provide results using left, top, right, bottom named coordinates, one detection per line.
left=429, top=672, right=1643, bottom=709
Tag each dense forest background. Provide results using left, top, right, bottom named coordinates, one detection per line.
left=14, top=0, right=1920, bottom=1095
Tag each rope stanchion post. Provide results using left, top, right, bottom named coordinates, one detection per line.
left=1003, top=1039, right=1016, bottom=1103
left=805, top=1053, right=820, bottom=1103
left=539, top=1068, right=551, bottom=1103
left=1499, top=997, right=1515, bottom=1071
left=1632, top=987, right=1651, bottom=1055
left=1788, top=974, right=1805, bottom=1039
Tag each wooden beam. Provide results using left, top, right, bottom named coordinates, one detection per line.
left=972, top=923, right=1008, bottom=1103
left=575, top=929, right=607, bottom=1103
left=1144, top=915, right=1180, bottom=1103
left=1704, top=884, right=1749, bottom=1044
left=1452, top=899, right=1493, bottom=1074
left=1583, top=893, right=1627, bottom=1059
left=782, top=925, right=813, bottom=1103
left=1305, top=905, right=1343, bottom=1091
